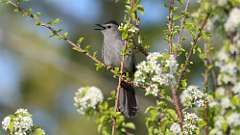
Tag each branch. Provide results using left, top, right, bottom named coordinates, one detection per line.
left=111, top=43, right=127, bottom=135
left=176, top=0, right=190, bottom=49
left=168, top=0, right=174, bottom=54
left=7, top=0, right=147, bottom=90
left=203, top=42, right=210, bottom=135
left=177, top=12, right=211, bottom=88
left=167, top=0, right=184, bottom=128
left=171, top=86, right=183, bottom=127
left=130, top=0, right=149, bottom=57
left=209, top=58, right=217, bottom=90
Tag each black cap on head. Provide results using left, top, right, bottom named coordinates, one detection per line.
left=104, top=20, right=119, bottom=26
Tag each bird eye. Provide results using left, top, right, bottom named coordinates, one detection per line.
left=107, top=26, right=111, bottom=29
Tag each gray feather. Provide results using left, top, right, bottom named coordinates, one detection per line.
left=100, top=22, right=138, bottom=118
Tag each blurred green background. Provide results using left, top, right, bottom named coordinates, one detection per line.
left=0, top=0, right=203, bottom=135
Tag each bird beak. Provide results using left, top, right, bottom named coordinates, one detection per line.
left=94, top=24, right=105, bottom=30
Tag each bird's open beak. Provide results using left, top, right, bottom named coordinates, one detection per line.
left=94, top=24, right=105, bottom=30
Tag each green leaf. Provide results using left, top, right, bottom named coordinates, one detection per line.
left=125, top=122, right=135, bottom=129
left=177, top=0, right=184, bottom=4
left=8, top=115, right=15, bottom=134
left=120, top=128, right=126, bottom=132
left=198, top=119, right=207, bottom=127
left=35, top=12, right=42, bottom=17
left=181, top=79, right=187, bottom=89
left=63, top=32, right=69, bottom=39
left=165, top=109, right=177, bottom=120
left=95, top=63, right=104, bottom=71
left=35, top=21, right=42, bottom=26
left=113, top=67, right=120, bottom=75
left=122, top=31, right=128, bottom=40
left=137, top=5, right=144, bottom=15
left=33, top=128, right=45, bottom=135
left=52, top=18, right=62, bottom=25
left=231, top=95, right=240, bottom=105
left=77, top=37, right=85, bottom=44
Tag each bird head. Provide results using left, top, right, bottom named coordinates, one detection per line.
left=94, top=20, right=119, bottom=37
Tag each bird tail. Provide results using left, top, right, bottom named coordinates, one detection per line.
left=119, top=82, right=138, bottom=118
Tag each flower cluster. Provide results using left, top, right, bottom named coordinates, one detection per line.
left=208, top=2, right=240, bottom=134
left=170, top=122, right=181, bottom=134
left=182, top=112, right=201, bottom=135
left=74, top=86, right=104, bottom=115
left=224, top=8, right=240, bottom=33
left=215, top=47, right=239, bottom=85
left=118, top=22, right=140, bottom=40
left=180, top=85, right=207, bottom=108
left=212, top=43, right=240, bottom=132
left=134, top=52, right=178, bottom=96
left=227, top=112, right=240, bottom=127
left=1, top=108, right=45, bottom=135
left=216, top=0, right=227, bottom=6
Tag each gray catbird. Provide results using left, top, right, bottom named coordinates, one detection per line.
left=95, top=20, right=138, bottom=118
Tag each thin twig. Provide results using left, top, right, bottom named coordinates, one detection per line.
left=203, top=42, right=210, bottom=135
left=209, top=58, right=217, bottom=90
left=168, top=0, right=174, bottom=54
left=111, top=50, right=126, bottom=135
left=171, top=86, right=183, bottom=126
left=112, top=0, right=138, bottom=134
left=7, top=0, right=148, bottom=90
left=130, top=0, right=149, bottom=57
left=167, top=0, right=184, bottom=127
left=177, top=12, right=211, bottom=88
left=176, top=0, right=190, bottom=49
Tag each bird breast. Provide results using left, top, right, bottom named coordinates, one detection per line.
left=102, top=37, right=133, bottom=72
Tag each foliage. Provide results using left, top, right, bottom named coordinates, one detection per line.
left=2, top=109, right=45, bottom=135
left=96, top=92, right=135, bottom=135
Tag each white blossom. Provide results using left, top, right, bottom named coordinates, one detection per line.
left=212, top=5, right=240, bottom=134
left=220, top=62, right=238, bottom=76
left=233, top=34, right=240, bottom=47
left=13, top=109, right=33, bottom=135
left=134, top=52, right=178, bottom=96
left=227, top=113, right=240, bottom=127
left=74, top=86, right=104, bottom=115
left=217, top=0, right=227, bottom=6
left=128, top=26, right=139, bottom=33
left=220, top=97, right=232, bottom=109
left=170, top=122, right=181, bottom=134
left=15, top=108, right=29, bottom=115
left=41, top=129, right=46, bottom=135
left=145, top=84, right=159, bottom=96
left=166, top=55, right=178, bottom=74
left=229, top=45, right=239, bottom=56
left=209, top=100, right=219, bottom=108
left=2, top=116, right=11, bottom=130
left=206, top=19, right=214, bottom=31
left=146, top=52, right=163, bottom=62
left=13, top=117, right=33, bottom=133
left=216, top=87, right=225, bottom=96
left=217, top=73, right=237, bottom=85
left=216, top=48, right=228, bottom=63
left=180, top=85, right=207, bottom=108
left=1, top=108, right=45, bottom=135
left=214, top=116, right=225, bottom=129
left=224, top=8, right=240, bottom=33
left=232, top=82, right=240, bottom=94
left=151, top=73, right=171, bottom=86
left=216, top=131, right=224, bottom=135
left=183, top=112, right=201, bottom=135
left=214, top=46, right=239, bottom=84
